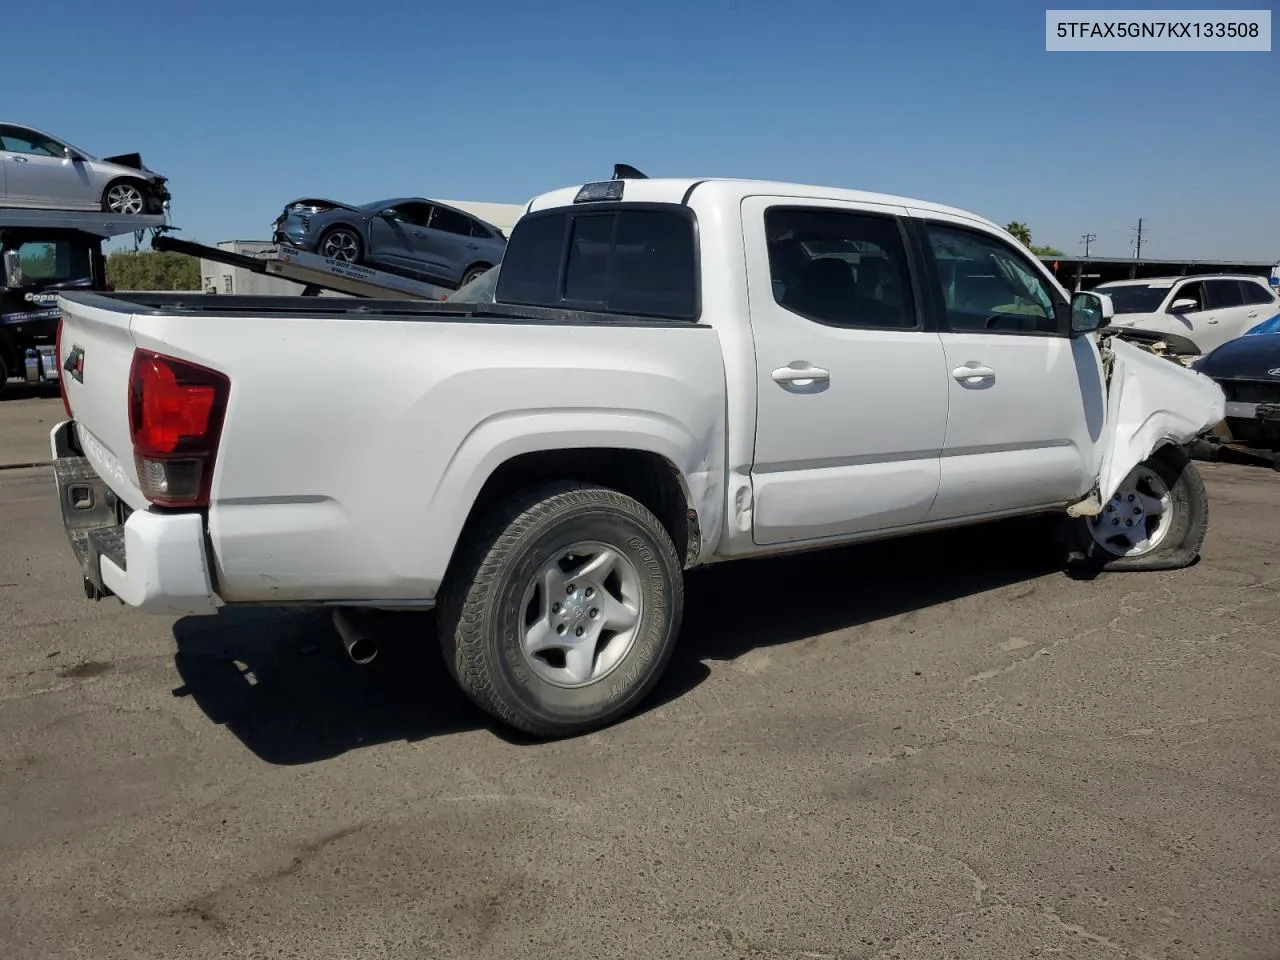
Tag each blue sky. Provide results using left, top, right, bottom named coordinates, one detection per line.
left=15, top=0, right=1278, bottom=259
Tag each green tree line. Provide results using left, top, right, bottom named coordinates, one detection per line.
left=106, top=250, right=199, bottom=291
left=1005, top=221, right=1064, bottom=258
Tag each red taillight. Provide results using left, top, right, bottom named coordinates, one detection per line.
left=128, top=350, right=230, bottom=508
left=55, top=318, right=72, bottom=419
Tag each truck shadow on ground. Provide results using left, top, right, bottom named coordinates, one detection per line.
left=170, top=515, right=1064, bottom=765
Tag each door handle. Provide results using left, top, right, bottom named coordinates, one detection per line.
left=952, top=363, right=996, bottom=383
left=771, top=363, right=830, bottom=387
left=10, top=156, right=28, bottom=163
left=1248, top=312, right=1260, bottom=318
left=1207, top=318, right=1219, bottom=324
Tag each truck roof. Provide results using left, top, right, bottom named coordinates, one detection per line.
left=526, top=177, right=1006, bottom=234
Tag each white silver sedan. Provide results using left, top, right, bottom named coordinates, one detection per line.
left=0, top=122, right=170, bottom=215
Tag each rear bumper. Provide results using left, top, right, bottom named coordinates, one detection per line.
left=50, top=420, right=220, bottom=616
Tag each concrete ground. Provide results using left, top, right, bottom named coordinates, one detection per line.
left=0, top=382, right=62, bottom=467
left=1, top=393, right=1277, bottom=960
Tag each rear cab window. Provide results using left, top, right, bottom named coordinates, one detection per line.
left=496, top=204, right=699, bottom=320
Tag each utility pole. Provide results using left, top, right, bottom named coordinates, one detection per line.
left=1132, top=218, right=1145, bottom=260
left=1080, top=233, right=1096, bottom=258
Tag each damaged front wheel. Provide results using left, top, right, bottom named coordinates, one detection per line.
left=1063, top=444, right=1209, bottom=572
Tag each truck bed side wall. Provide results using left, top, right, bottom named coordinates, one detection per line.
left=123, top=312, right=729, bottom=603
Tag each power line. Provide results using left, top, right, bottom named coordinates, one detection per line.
left=1080, top=233, right=1096, bottom=258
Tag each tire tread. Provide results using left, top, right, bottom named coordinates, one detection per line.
left=436, top=481, right=682, bottom=737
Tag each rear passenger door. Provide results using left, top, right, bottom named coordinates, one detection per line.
left=743, top=197, right=950, bottom=545
left=421, top=205, right=483, bottom=284
left=915, top=215, right=1105, bottom=521
left=1200, top=278, right=1266, bottom=349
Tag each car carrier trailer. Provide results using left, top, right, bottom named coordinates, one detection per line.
left=0, top=209, right=166, bottom=392
left=152, top=236, right=456, bottom=301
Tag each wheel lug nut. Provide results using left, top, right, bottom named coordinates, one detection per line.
left=589, top=608, right=598, bottom=619
left=1125, top=519, right=1133, bottom=526
left=585, top=587, right=595, bottom=599
left=552, top=602, right=561, bottom=613
left=1133, top=507, right=1141, bottom=515
left=575, top=626, right=584, bottom=637
left=566, top=583, right=576, bottom=595
left=556, top=624, right=567, bottom=635
left=1127, top=494, right=1135, bottom=502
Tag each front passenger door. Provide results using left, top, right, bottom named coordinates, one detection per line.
left=920, top=216, right=1106, bottom=521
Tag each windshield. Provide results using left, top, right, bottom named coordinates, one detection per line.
left=1097, top=284, right=1170, bottom=314
left=446, top=264, right=499, bottom=304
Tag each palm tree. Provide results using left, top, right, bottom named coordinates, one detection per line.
left=1005, top=222, right=1032, bottom=247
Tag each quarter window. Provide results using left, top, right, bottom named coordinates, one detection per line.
left=925, top=224, right=1058, bottom=334
left=764, top=207, right=916, bottom=329
left=1238, top=279, right=1277, bottom=306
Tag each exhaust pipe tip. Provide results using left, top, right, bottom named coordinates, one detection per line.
left=346, top=636, right=378, bottom=665
left=332, top=608, right=378, bottom=665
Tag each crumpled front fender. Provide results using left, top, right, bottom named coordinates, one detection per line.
left=1076, top=335, right=1225, bottom=514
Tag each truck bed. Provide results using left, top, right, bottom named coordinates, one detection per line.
left=54, top=289, right=727, bottom=610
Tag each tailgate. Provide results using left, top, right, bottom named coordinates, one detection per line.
left=56, top=293, right=147, bottom=508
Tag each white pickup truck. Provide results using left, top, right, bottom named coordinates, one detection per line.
left=45, top=174, right=1225, bottom=737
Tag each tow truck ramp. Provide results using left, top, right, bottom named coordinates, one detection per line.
left=152, top=235, right=455, bottom=301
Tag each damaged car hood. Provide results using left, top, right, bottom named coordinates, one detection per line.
left=1078, top=335, right=1226, bottom=514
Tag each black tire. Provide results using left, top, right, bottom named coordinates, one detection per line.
left=1061, top=444, right=1208, bottom=572
left=459, top=264, right=491, bottom=288
left=101, top=179, right=147, bottom=215
left=436, top=481, right=684, bottom=738
left=317, top=227, right=363, bottom=264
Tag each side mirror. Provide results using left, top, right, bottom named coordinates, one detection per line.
left=1070, top=291, right=1113, bottom=333
left=2, top=250, right=23, bottom=288
left=1169, top=297, right=1198, bottom=313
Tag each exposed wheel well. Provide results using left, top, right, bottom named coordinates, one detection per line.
left=456, top=448, right=700, bottom=569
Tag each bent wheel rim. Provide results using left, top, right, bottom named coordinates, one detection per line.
left=519, top=540, right=644, bottom=689
left=1088, top=464, right=1174, bottom=558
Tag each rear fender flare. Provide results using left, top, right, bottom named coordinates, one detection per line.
left=415, top=409, right=723, bottom=583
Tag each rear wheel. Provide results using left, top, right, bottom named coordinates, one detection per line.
left=436, top=481, right=684, bottom=738
left=1063, top=444, right=1208, bottom=572
left=102, top=180, right=146, bottom=215
left=460, top=264, right=491, bottom=288
left=318, top=227, right=363, bottom=263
